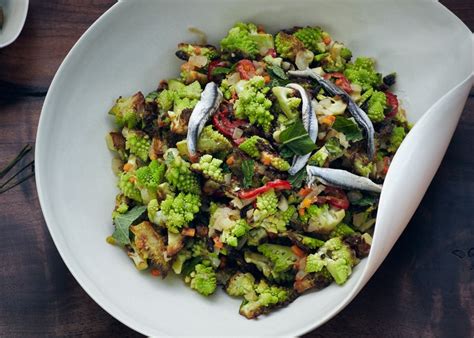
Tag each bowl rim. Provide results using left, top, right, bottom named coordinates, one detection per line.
left=35, top=1, right=473, bottom=336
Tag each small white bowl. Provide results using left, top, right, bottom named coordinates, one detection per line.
left=0, top=0, right=28, bottom=48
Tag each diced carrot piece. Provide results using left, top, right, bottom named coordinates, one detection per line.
left=321, top=115, right=336, bottom=126
left=298, top=187, right=312, bottom=197
left=291, top=245, right=306, bottom=258
left=323, top=35, right=331, bottom=45
left=263, top=74, right=271, bottom=84
left=226, top=155, right=235, bottom=166
left=213, top=236, right=224, bottom=249
left=123, top=163, right=133, bottom=172
left=181, top=228, right=196, bottom=237
left=298, top=208, right=306, bottom=216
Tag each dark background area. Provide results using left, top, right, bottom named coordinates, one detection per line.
left=0, top=1, right=472, bottom=337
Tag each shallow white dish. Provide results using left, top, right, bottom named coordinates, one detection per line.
left=0, top=0, right=28, bottom=48
left=35, top=0, right=473, bottom=336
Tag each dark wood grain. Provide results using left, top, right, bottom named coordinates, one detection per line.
left=0, top=1, right=472, bottom=337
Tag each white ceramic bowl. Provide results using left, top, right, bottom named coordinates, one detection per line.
left=0, top=0, right=28, bottom=48
left=36, top=0, right=473, bottom=336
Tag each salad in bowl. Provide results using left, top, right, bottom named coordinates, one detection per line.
left=105, top=22, right=409, bottom=319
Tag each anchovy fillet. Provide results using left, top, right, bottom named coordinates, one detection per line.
left=288, top=69, right=376, bottom=160
left=186, top=82, right=223, bottom=158
left=306, top=165, right=382, bottom=193
left=286, top=83, right=318, bottom=175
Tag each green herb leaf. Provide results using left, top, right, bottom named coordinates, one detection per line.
left=268, top=65, right=288, bottom=80
left=325, top=137, right=343, bottom=158
left=279, top=120, right=317, bottom=155
left=112, top=205, right=146, bottom=246
left=288, top=168, right=308, bottom=189
left=211, top=67, right=232, bottom=76
left=332, top=117, right=364, bottom=142
left=351, top=195, right=377, bottom=206
left=279, top=145, right=294, bottom=160
left=242, top=159, right=255, bottom=188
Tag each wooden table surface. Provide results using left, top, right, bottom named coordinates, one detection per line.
left=0, top=1, right=472, bottom=337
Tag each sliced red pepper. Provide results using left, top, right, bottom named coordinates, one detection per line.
left=212, top=108, right=249, bottom=144
left=385, top=91, right=399, bottom=118
left=238, top=179, right=292, bottom=200
left=207, top=60, right=228, bottom=81
left=236, top=59, right=256, bottom=80
left=317, top=186, right=350, bottom=210
left=324, top=72, right=352, bottom=93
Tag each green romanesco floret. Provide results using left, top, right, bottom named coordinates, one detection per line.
left=344, top=57, right=382, bottom=91
left=305, top=237, right=358, bottom=285
left=226, top=272, right=257, bottom=298
left=240, top=278, right=294, bottom=319
left=191, top=154, right=225, bottom=183
left=197, top=125, right=232, bottom=154
left=219, top=78, right=234, bottom=100
left=185, top=263, right=217, bottom=296
left=257, top=244, right=298, bottom=273
left=190, top=239, right=221, bottom=268
left=388, top=126, right=406, bottom=153
left=157, top=89, right=175, bottom=112
left=329, top=223, right=355, bottom=238
left=136, top=160, right=165, bottom=200
left=147, top=199, right=161, bottom=225
left=253, top=189, right=279, bottom=220
left=293, top=27, right=326, bottom=54
left=164, top=149, right=200, bottom=194
left=160, top=192, right=201, bottom=233
left=118, top=172, right=142, bottom=203
left=309, top=137, right=344, bottom=166
left=124, top=129, right=151, bottom=162
left=358, top=87, right=374, bottom=106
left=320, top=42, right=352, bottom=73
left=243, top=251, right=294, bottom=285
left=108, top=92, right=144, bottom=128
left=239, top=136, right=290, bottom=171
left=274, top=32, right=305, bottom=61
left=225, top=272, right=295, bottom=319
left=220, top=22, right=274, bottom=58
left=234, top=76, right=273, bottom=132
left=300, top=204, right=345, bottom=234
left=220, top=219, right=250, bottom=247
left=353, top=154, right=374, bottom=178
left=366, top=90, right=387, bottom=123
left=272, top=86, right=301, bottom=120
left=239, top=136, right=262, bottom=158
left=177, top=43, right=219, bottom=60
left=259, top=205, right=296, bottom=234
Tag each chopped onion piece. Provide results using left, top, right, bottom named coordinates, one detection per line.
left=227, top=72, right=241, bottom=85
left=233, top=127, right=244, bottom=139
left=295, top=50, right=314, bottom=70
left=277, top=195, right=289, bottom=211
left=189, top=55, right=208, bottom=68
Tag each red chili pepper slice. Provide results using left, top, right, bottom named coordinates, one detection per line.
left=385, top=91, right=399, bottom=118
left=317, top=186, right=350, bottom=210
left=238, top=179, right=292, bottom=200
left=324, top=72, right=352, bottom=93
left=212, top=108, right=249, bottom=143
left=208, top=60, right=228, bottom=81
left=236, top=59, right=256, bottom=80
